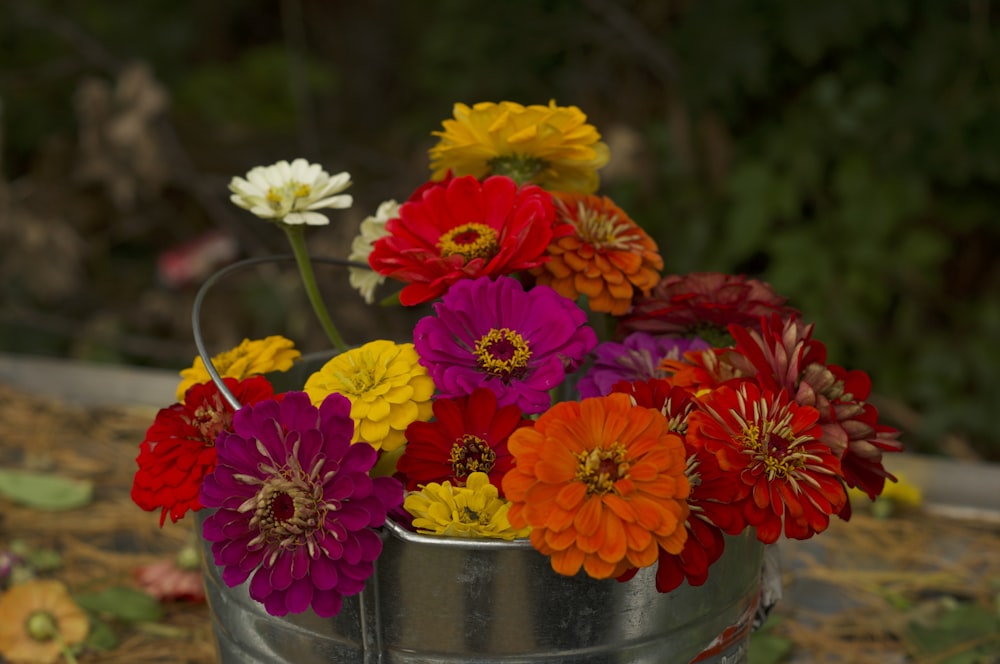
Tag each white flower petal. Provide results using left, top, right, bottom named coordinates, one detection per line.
left=307, top=194, right=353, bottom=210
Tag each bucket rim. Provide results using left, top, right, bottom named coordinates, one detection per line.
left=383, top=517, right=535, bottom=550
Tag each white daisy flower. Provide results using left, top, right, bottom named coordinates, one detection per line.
left=348, top=199, right=400, bottom=303
left=228, top=158, right=353, bottom=225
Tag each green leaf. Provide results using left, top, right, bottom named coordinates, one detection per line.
left=904, top=603, right=1000, bottom=661
left=74, top=587, right=164, bottom=623
left=85, top=616, right=119, bottom=651
left=0, top=469, right=93, bottom=510
left=749, top=620, right=793, bottom=664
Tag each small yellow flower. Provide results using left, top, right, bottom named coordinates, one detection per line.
left=303, top=340, right=434, bottom=454
left=429, top=101, right=610, bottom=193
left=405, top=472, right=531, bottom=540
left=176, top=335, right=301, bottom=401
left=347, top=199, right=400, bottom=304
left=0, top=580, right=89, bottom=664
left=850, top=472, right=923, bottom=518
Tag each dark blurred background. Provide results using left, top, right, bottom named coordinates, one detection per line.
left=1, top=0, right=998, bottom=461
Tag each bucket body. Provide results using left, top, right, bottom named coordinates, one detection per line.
left=200, top=516, right=763, bottom=663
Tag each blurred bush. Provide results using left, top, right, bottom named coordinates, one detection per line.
left=0, top=0, right=997, bottom=459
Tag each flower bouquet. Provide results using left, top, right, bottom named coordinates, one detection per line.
left=131, top=101, right=902, bottom=663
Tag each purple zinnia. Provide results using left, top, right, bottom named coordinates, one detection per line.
left=414, top=275, right=597, bottom=415
left=576, top=331, right=711, bottom=398
left=199, top=391, right=402, bottom=618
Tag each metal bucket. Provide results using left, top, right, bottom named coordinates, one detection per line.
left=199, top=514, right=763, bottom=663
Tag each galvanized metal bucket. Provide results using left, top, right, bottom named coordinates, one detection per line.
left=199, top=513, right=763, bottom=664
left=190, top=256, right=765, bottom=662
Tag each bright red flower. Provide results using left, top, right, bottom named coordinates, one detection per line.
left=620, top=272, right=798, bottom=344
left=131, top=376, right=275, bottom=525
left=368, top=174, right=567, bottom=306
left=687, top=380, right=846, bottom=544
left=728, top=314, right=903, bottom=502
left=396, top=387, right=530, bottom=493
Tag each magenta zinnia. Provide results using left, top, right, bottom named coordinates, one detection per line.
left=413, top=275, right=597, bottom=414
left=199, top=391, right=402, bottom=618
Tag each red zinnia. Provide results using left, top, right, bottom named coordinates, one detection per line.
left=620, top=272, right=798, bottom=343
left=368, top=174, right=567, bottom=306
left=131, top=376, right=275, bottom=525
left=614, top=379, right=743, bottom=592
left=396, top=387, right=530, bottom=493
left=687, top=380, right=847, bottom=544
left=728, top=314, right=903, bottom=502
left=611, top=377, right=695, bottom=434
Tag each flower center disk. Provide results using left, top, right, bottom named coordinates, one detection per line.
left=250, top=478, right=327, bottom=549
left=575, top=443, right=630, bottom=495
left=449, top=434, right=497, bottom=479
left=474, top=327, right=532, bottom=382
left=438, top=223, right=499, bottom=260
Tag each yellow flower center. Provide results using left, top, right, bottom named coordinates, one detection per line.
left=474, top=327, right=532, bottom=382
left=191, top=400, right=229, bottom=444
left=575, top=443, right=630, bottom=495
left=438, top=223, right=499, bottom=260
left=449, top=434, right=497, bottom=479
left=739, top=422, right=809, bottom=481
left=461, top=505, right=485, bottom=524
left=266, top=182, right=312, bottom=208
left=571, top=202, right=630, bottom=250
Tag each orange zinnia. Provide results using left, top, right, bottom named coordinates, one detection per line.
left=530, top=192, right=663, bottom=316
left=502, top=393, right=690, bottom=580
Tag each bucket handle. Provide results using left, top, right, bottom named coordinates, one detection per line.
left=191, top=254, right=368, bottom=411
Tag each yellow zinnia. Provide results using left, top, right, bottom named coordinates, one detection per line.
left=175, top=335, right=301, bottom=401
left=429, top=101, right=610, bottom=194
left=303, top=340, right=434, bottom=454
left=0, top=580, right=89, bottom=664
left=405, top=472, right=531, bottom=540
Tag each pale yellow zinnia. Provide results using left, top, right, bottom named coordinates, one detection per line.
left=405, top=472, right=531, bottom=540
left=428, top=100, right=610, bottom=194
left=303, top=340, right=434, bottom=454
left=175, top=335, right=301, bottom=401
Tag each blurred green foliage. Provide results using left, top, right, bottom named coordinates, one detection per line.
left=1, top=0, right=998, bottom=458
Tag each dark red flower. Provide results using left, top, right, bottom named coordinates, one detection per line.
left=728, top=314, right=903, bottom=503
left=620, top=272, right=798, bottom=343
left=130, top=376, right=275, bottom=525
left=368, top=174, right=567, bottom=306
left=686, top=380, right=846, bottom=544
left=396, top=387, right=531, bottom=493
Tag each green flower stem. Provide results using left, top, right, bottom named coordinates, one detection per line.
left=56, top=632, right=80, bottom=664
left=282, top=224, right=348, bottom=353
